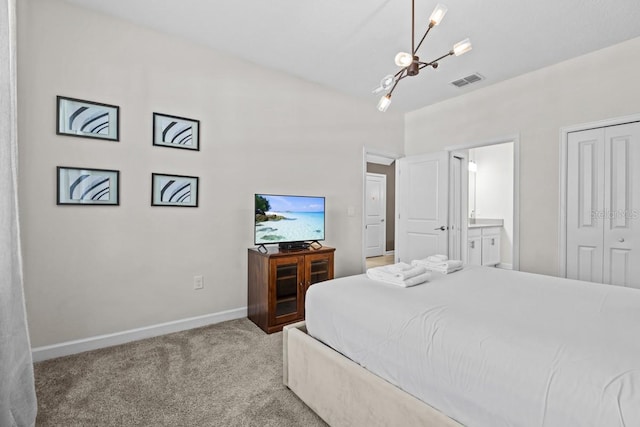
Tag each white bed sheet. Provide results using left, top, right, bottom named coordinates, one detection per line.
left=305, top=266, right=640, bottom=427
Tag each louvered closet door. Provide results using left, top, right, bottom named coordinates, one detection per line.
left=602, top=123, right=640, bottom=288
left=567, top=122, right=640, bottom=288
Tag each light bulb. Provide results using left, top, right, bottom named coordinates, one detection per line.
left=429, top=3, right=448, bottom=26
left=380, top=74, right=395, bottom=90
left=377, top=94, right=392, bottom=112
left=372, top=75, right=396, bottom=94
left=394, top=52, right=413, bottom=67
left=453, top=38, right=472, bottom=56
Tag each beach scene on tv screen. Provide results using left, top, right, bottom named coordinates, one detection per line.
left=255, top=194, right=325, bottom=244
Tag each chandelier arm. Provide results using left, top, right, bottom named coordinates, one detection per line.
left=388, top=69, right=410, bottom=96
left=424, top=50, right=454, bottom=67
left=417, top=63, right=436, bottom=71
left=394, top=68, right=406, bottom=78
left=411, top=0, right=415, bottom=55
left=394, top=69, right=409, bottom=85
left=387, top=78, right=402, bottom=97
left=413, top=23, right=435, bottom=55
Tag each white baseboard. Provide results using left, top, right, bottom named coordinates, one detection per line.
left=384, top=250, right=395, bottom=256
left=497, top=263, right=513, bottom=270
left=31, top=306, right=247, bottom=362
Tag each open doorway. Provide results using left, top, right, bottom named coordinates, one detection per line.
left=365, top=163, right=395, bottom=269
left=365, top=172, right=388, bottom=258
left=467, top=142, right=515, bottom=269
left=449, top=136, right=519, bottom=271
left=363, top=149, right=400, bottom=271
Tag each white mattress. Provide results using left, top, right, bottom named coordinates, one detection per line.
left=305, top=266, right=640, bottom=426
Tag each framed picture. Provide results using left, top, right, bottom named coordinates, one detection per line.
left=151, top=173, right=199, bottom=207
left=57, top=166, right=119, bottom=205
left=153, top=113, right=200, bottom=151
left=57, top=96, right=119, bottom=141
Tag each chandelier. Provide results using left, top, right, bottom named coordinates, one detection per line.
left=374, top=2, right=472, bottom=112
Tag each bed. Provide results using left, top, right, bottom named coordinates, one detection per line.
left=283, top=266, right=640, bottom=426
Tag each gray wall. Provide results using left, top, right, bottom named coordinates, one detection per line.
left=17, top=0, right=404, bottom=346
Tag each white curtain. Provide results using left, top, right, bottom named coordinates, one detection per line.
left=0, top=0, right=38, bottom=425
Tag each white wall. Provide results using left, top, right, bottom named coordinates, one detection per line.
left=406, top=36, right=640, bottom=276
left=470, top=143, right=514, bottom=265
left=17, top=0, right=404, bottom=347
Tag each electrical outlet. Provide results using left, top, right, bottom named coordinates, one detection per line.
left=194, top=275, right=204, bottom=290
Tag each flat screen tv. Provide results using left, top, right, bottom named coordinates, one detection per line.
left=255, top=194, right=325, bottom=248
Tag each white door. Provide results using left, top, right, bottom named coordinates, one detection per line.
left=397, top=152, right=449, bottom=263
left=567, top=121, right=640, bottom=288
left=602, top=122, right=640, bottom=287
left=365, top=173, right=386, bottom=258
left=567, top=128, right=605, bottom=283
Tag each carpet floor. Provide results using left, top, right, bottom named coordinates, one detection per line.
left=34, top=318, right=327, bottom=426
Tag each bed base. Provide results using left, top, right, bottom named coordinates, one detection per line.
left=283, top=321, right=461, bottom=427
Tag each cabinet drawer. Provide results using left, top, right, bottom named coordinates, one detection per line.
left=468, top=228, right=482, bottom=238
left=481, top=227, right=501, bottom=237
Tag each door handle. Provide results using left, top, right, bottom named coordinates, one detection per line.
left=434, top=226, right=446, bottom=231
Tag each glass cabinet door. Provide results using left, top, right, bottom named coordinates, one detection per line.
left=271, top=256, right=304, bottom=324
left=275, top=262, right=299, bottom=317
left=309, top=258, right=331, bottom=284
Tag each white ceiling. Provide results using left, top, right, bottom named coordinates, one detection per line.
left=63, top=0, right=640, bottom=112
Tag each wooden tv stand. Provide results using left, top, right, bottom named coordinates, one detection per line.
left=248, top=246, right=335, bottom=333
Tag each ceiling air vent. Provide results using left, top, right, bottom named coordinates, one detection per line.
left=450, top=73, right=484, bottom=88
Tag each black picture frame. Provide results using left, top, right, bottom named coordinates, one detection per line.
left=153, top=113, right=200, bottom=151
left=57, top=166, right=120, bottom=205
left=56, top=96, right=120, bottom=141
left=151, top=173, right=199, bottom=207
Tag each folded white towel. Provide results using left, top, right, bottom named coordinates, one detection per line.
left=366, top=267, right=400, bottom=283
left=391, top=265, right=428, bottom=280
left=428, top=265, right=463, bottom=275
left=427, top=254, right=448, bottom=263
left=380, top=262, right=413, bottom=274
left=411, top=259, right=463, bottom=274
left=399, top=272, right=431, bottom=287
left=366, top=269, right=431, bottom=287
left=368, top=262, right=425, bottom=278
left=370, top=263, right=427, bottom=280
left=367, top=263, right=430, bottom=287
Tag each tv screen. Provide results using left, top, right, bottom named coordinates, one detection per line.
left=255, top=194, right=325, bottom=245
